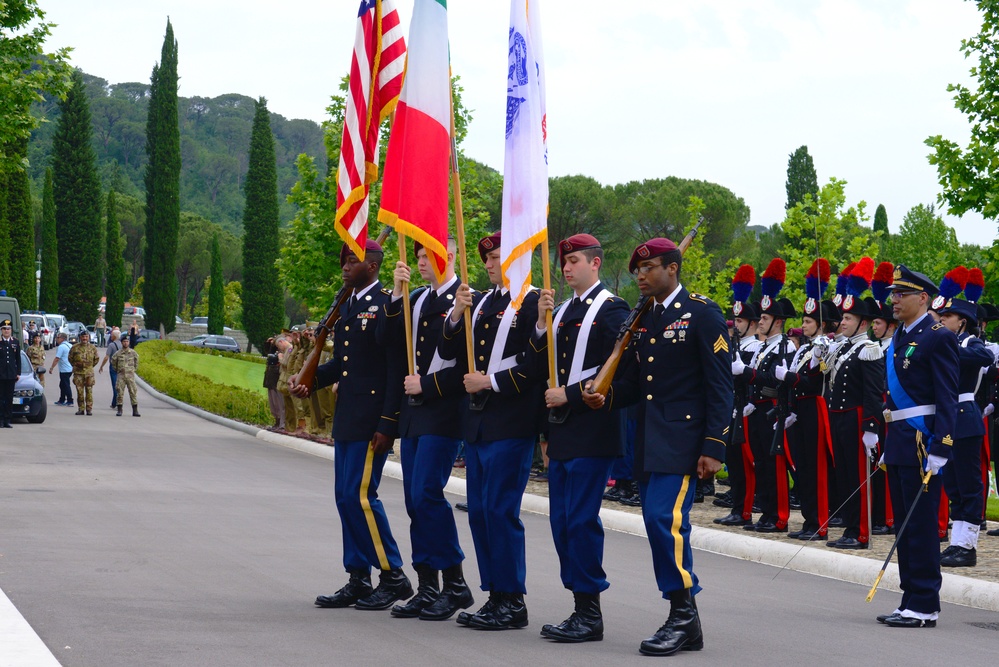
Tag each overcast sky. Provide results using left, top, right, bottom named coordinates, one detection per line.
left=38, top=0, right=997, bottom=247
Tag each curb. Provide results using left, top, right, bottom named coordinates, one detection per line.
left=137, top=376, right=999, bottom=613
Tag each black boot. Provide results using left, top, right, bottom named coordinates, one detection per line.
left=132, top=404, right=140, bottom=417
left=420, top=563, right=474, bottom=620
left=469, top=592, right=528, bottom=630
left=391, top=564, right=439, bottom=618
left=355, top=567, right=414, bottom=611
left=116, top=405, right=122, bottom=416
left=619, top=480, right=642, bottom=507
left=457, top=591, right=499, bottom=627
left=315, top=570, right=372, bottom=608
left=639, top=589, right=703, bottom=656
left=603, top=481, right=624, bottom=502
left=698, top=477, right=716, bottom=497
left=542, top=592, right=603, bottom=643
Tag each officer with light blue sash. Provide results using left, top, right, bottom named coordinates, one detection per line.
left=878, top=265, right=959, bottom=628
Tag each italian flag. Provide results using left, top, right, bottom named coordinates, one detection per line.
left=378, top=0, right=451, bottom=281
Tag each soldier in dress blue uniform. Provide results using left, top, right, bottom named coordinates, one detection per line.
left=934, top=277, right=993, bottom=567
left=732, top=259, right=795, bottom=533
left=439, top=231, right=545, bottom=631
left=386, top=237, right=474, bottom=619
left=814, top=259, right=885, bottom=550
left=290, top=239, right=412, bottom=612
left=714, top=266, right=762, bottom=526
left=531, top=233, right=630, bottom=643
left=876, top=265, right=959, bottom=628
left=586, top=238, right=732, bottom=656
left=0, top=319, right=21, bottom=429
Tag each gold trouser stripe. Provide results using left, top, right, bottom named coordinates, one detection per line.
left=360, top=443, right=390, bottom=570
left=672, top=475, right=694, bottom=589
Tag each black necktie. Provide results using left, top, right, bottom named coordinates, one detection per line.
left=347, top=295, right=356, bottom=312
left=572, top=297, right=581, bottom=309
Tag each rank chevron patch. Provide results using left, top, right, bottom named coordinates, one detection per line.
left=713, top=335, right=729, bottom=354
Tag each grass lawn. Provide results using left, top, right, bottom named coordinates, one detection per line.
left=166, top=350, right=267, bottom=398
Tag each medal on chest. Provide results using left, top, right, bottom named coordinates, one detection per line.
left=902, top=342, right=916, bottom=369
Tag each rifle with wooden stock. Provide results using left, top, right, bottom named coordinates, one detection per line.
left=584, top=217, right=705, bottom=399
left=296, top=227, right=392, bottom=391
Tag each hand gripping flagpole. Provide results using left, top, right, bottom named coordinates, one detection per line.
left=541, top=238, right=556, bottom=390
left=448, top=76, right=476, bottom=374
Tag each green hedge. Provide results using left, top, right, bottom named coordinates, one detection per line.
left=137, top=340, right=271, bottom=425
left=161, top=341, right=266, bottom=364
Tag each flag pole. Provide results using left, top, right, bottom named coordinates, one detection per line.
left=387, top=107, right=416, bottom=376
left=541, top=239, right=556, bottom=389
left=448, top=77, right=476, bottom=373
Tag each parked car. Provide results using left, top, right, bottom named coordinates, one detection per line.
left=21, top=314, right=49, bottom=347
left=12, top=350, right=46, bottom=424
left=191, top=316, right=208, bottom=327
left=45, top=314, right=66, bottom=336
left=60, top=321, right=89, bottom=344
left=123, top=306, right=146, bottom=318
left=180, top=334, right=240, bottom=353
left=132, top=329, right=161, bottom=346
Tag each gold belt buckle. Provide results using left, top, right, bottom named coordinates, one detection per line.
left=883, top=409, right=894, bottom=423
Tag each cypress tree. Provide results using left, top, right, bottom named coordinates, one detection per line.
left=144, top=19, right=180, bottom=332
left=40, top=167, right=59, bottom=313
left=241, top=97, right=284, bottom=353
left=785, top=145, right=819, bottom=211
left=208, top=233, right=224, bottom=335
left=105, top=189, right=127, bottom=328
left=873, top=204, right=889, bottom=237
left=52, top=71, right=103, bottom=323
left=6, top=138, right=37, bottom=306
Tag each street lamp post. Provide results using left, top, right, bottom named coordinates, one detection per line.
left=35, top=250, right=42, bottom=310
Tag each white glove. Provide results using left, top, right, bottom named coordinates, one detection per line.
left=985, top=403, right=994, bottom=417
left=877, top=453, right=885, bottom=468
left=809, top=352, right=822, bottom=369
left=862, top=431, right=878, bottom=456
left=784, top=413, right=797, bottom=429
left=732, top=356, right=746, bottom=376
left=743, top=403, right=756, bottom=417
left=925, top=454, right=948, bottom=475
left=774, top=361, right=788, bottom=382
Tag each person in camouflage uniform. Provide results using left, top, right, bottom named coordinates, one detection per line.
left=276, top=332, right=297, bottom=432
left=68, top=331, right=100, bottom=415
left=290, top=327, right=311, bottom=433
left=26, top=333, right=46, bottom=387
left=112, top=335, right=141, bottom=417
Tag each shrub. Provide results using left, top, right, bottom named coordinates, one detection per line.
left=137, top=340, right=271, bottom=425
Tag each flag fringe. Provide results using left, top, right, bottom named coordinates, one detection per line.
left=377, top=209, right=449, bottom=283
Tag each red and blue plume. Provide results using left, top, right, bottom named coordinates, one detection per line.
left=760, top=258, right=786, bottom=298
left=731, top=264, right=756, bottom=303
left=835, top=262, right=856, bottom=297
left=805, top=258, right=830, bottom=300
left=847, top=257, right=875, bottom=297
left=871, top=261, right=894, bottom=303
left=965, top=267, right=985, bottom=303
left=938, top=266, right=968, bottom=300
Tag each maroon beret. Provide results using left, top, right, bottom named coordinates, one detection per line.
left=339, top=238, right=385, bottom=267
left=477, top=231, right=502, bottom=261
left=557, top=233, right=601, bottom=267
left=629, top=238, right=679, bottom=273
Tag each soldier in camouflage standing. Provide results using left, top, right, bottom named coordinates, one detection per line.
left=68, top=331, right=100, bottom=415
left=26, top=333, right=46, bottom=386
left=112, top=334, right=141, bottom=417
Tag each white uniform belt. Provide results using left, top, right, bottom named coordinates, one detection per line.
left=958, top=392, right=976, bottom=403
left=883, top=405, right=936, bottom=423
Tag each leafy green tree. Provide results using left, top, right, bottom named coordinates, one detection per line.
left=0, top=0, right=72, bottom=173
left=143, top=19, right=180, bottom=332
left=194, top=277, right=241, bottom=329
left=39, top=167, right=57, bottom=311
left=130, top=275, right=143, bottom=306
left=891, top=204, right=966, bottom=280
left=105, top=188, right=127, bottom=327
left=778, top=178, right=879, bottom=320
left=52, top=71, right=103, bottom=323
left=5, top=137, right=35, bottom=304
left=786, top=146, right=819, bottom=211
left=0, top=171, right=8, bottom=290
left=241, top=97, right=284, bottom=353
left=207, top=233, right=224, bottom=334
left=926, top=0, right=999, bottom=220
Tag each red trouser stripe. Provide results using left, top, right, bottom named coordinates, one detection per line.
left=776, top=454, right=790, bottom=530
left=983, top=417, right=992, bottom=522
left=741, top=415, right=756, bottom=521
left=814, top=396, right=831, bottom=535
left=939, top=488, right=949, bottom=539
left=856, top=410, right=870, bottom=544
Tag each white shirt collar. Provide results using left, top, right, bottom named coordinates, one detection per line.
left=434, top=274, right=458, bottom=297
left=656, top=283, right=684, bottom=310
left=902, top=312, right=931, bottom=334
left=352, top=281, right=379, bottom=300
left=575, top=282, right=602, bottom=301
left=765, top=332, right=783, bottom=346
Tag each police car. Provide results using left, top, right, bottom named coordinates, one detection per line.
left=12, top=350, right=46, bottom=423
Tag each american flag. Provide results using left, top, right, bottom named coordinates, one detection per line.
left=334, top=0, right=406, bottom=260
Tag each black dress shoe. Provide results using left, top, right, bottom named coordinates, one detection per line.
left=355, top=568, right=414, bottom=611
left=877, top=612, right=900, bottom=624
left=315, top=570, right=372, bottom=608
left=458, top=592, right=499, bottom=627
left=390, top=564, right=439, bottom=618
left=717, top=477, right=731, bottom=487
left=797, top=530, right=826, bottom=541
left=826, top=536, right=867, bottom=550
left=603, top=485, right=624, bottom=502
left=542, top=592, right=603, bottom=643
left=987, top=527, right=999, bottom=537
left=828, top=517, right=845, bottom=528
left=469, top=592, right=528, bottom=630
left=692, top=492, right=705, bottom=504
left=455, top=502, right=469, bottom=512
left=420, top=563, right=474, bottom=620
left=940, top=546, right=977, bottom=568
left=872, top=525, right=892, bottom=535
left=714, top=513, right=750, bottom=526
left=712, top=495, right=734, bottom=509
left=697, top=480, right=715, bottom=497
left=639, top=590, right=703, bottom=656
left=883, top=615, right=936, bottom=628
left=753, top=521, right=786, bottom=534
left=618, top=493, right=642, bottom=507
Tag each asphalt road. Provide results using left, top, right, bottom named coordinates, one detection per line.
left=2, top=366, right=998, bottom=666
